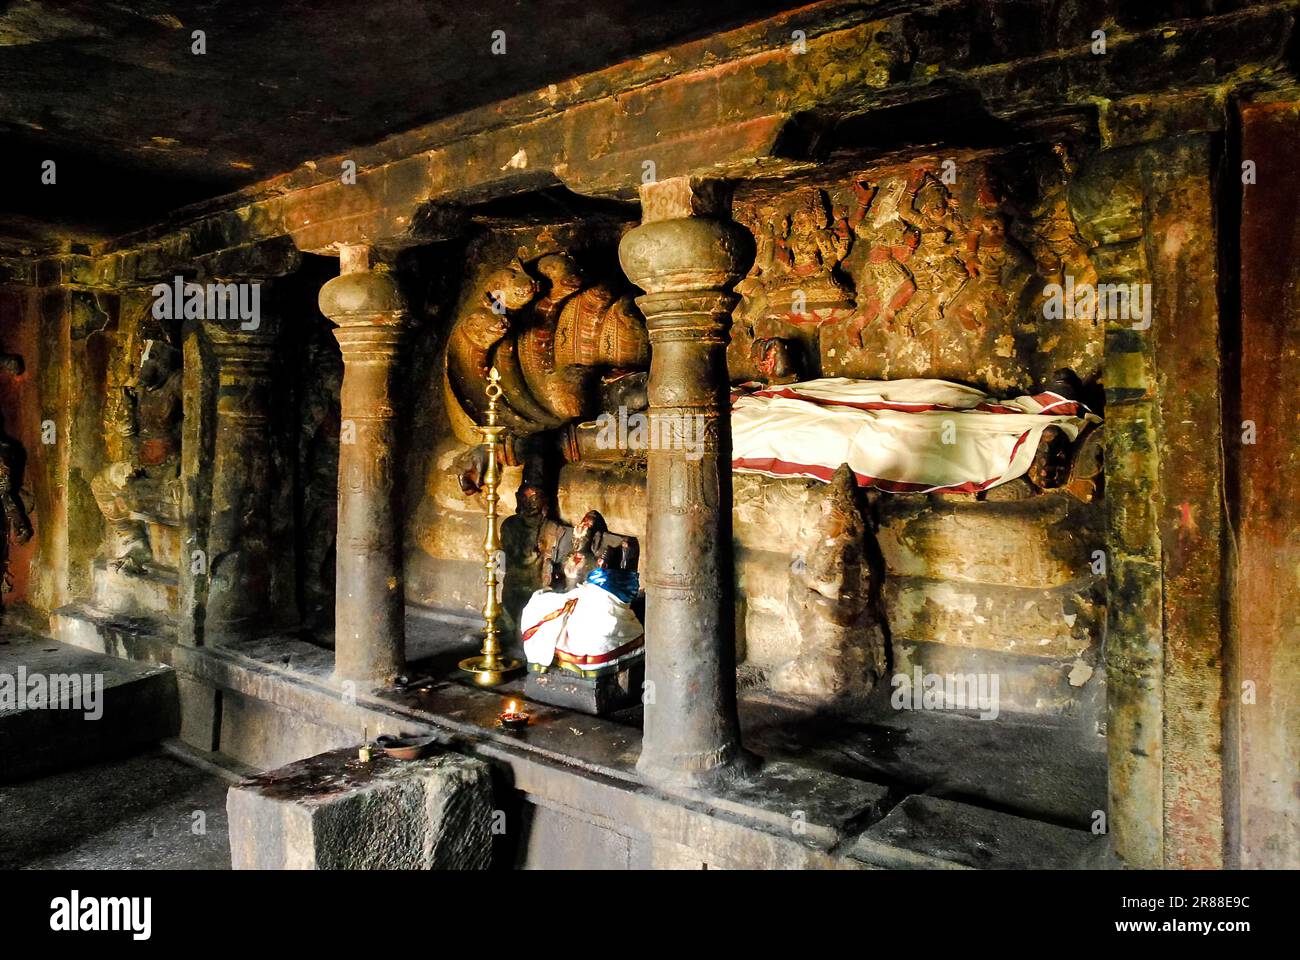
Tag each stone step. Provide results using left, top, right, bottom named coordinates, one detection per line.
left=893, top=637, right=1104, bottom=723
left=0, top=631, right=179, bottom=782
left=848, top=794, right=1101, bottom=869
left=50, top=602, right=177, bottom=661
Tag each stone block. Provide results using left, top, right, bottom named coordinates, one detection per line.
left=519, top=799, right=645, bottom=869
left=0, top=637, right=178, bottom=782
left=523, top=660, right=643, bottom=716
left=884, top=577, right=1101, bottom=660
left=849, top=795, right=1098, bottom=869
left=217, top=691, right=354, bottom=772
left=874, top=497, right=1098, bottom=589
left=177, top=677, right=220, bottom=753
left=227, top=746, right=495, bottom=870
left=893, top=640, right=1101, bottom=718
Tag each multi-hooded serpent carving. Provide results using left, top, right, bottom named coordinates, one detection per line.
left=443, top=253, right=650, bottom=458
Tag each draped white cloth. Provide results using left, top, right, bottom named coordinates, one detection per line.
left=731, top=377, right=1097, bottom=493
left=521, top=583, right=644, bottom=671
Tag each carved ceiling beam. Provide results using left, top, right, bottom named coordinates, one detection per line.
left=21, top=0, right=1295, bottom=269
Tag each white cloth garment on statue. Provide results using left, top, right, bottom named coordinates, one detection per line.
left=731, top=377, right=1098, bottom=493
left=521, top=582, right=644, bottom=671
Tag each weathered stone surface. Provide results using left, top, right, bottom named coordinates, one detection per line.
left=874, top=496, right=1099, bottom=589
left=0, top=634, right=178, bottom=782
left=1233, top=101, right=1300, bottom=870
left=1145, top=135, right=1226, bottom=869
left=850, top=795, right=1098, bottom=870
left=885, top=578, right=1100, bottom=661
left=227, top=746, right=494, bottom=870
left=893, top=640, right=1101, bottom=719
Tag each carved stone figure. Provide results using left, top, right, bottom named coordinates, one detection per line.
left=772, top=463, right=887, bottom=700
left=501, top=481, right=567, bottom=626
left=890, top=175, right=969, bottom=338
left=443, top=253, right=649, bottom=449
left=736, top=188, right=855, bottom=324
left=0, top=412, right=33, bottom=598
left=849, top=177, right=919, bottom=344
left=749, top=337, right=802, bottom=385
left=90, top=339, right=182, bottom=573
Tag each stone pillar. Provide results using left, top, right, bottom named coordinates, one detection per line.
left=618, top=177, right=754, bottom=786
left=203, top=316, right=278, bottom=643
left=318, top=246, right=409, bottom=685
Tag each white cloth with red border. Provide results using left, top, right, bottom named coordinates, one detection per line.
left=521, top=583, right=644, bottom=672
left=731, top=377, right=1098, bottom=493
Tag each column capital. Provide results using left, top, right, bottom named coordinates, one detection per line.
left=319, top=265, right=408, bottom=330
left=619, top=201, right=753, bottom=300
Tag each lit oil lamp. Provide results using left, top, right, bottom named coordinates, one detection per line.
left=498, top=700, right=530, bottom=731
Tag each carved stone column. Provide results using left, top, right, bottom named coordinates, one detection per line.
left=318, top=246, right=409, bottom=685
left=203, top=316, right=278, bottom=643
left=618, top=177, right=754, bottom=786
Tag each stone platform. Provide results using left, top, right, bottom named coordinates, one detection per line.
left=0, top=628, right=179, bottom=782
left=523, top=658, right=644, bottom=715
left=25, top=606, right=1104, bottom=869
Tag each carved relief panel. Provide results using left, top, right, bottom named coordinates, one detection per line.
left=730, top=149, right=1103, bottom=393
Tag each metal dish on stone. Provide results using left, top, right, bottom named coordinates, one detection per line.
left=374, top=734, right=436, bottom=761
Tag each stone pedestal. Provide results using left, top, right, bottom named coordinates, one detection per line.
left=319, top=248, right=409, bottom=685
left=618, top=177, right=754, bottom=786
left=226, top=745, right=494, bottom=869
left=524, top=658, right=644, bottom=715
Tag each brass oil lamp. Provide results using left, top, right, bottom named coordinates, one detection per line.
left=458, top=368, right=523, bottom=685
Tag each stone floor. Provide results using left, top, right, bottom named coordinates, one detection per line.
left=400, top=611, right=1107, bottom=830
left=0, top=748, right=232, bottom=870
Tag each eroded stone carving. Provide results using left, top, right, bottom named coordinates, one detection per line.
left=771, top=463, right=886, bottom=700
left=733, top=158, right=1102, bottom=392
left=443, top=252, right=649, bottom=449
left=90, top=338, right=182, bottom=575
left=0, top=359, right=33, bottom=598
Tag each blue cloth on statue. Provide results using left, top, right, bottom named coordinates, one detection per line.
left=586, top=567, right=639, bottom=604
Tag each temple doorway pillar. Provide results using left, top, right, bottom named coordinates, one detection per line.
left=318, top=245, right=409, bottom=686
left=618, top=177, right=755, bottom=786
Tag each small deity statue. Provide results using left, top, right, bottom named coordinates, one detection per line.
left=765, top=190, right=855, bottom=322
left=559, top=510, right=608, bottom=590
left=773, top=463, right=886, bottom=701
left=501, top=482, right=567, bottom=626
left=90, top=339, right=183, bottom=573
left=520, top=519, right=643, bottom=678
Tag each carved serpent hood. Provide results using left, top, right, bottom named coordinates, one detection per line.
left=444, top=252, right=649, bottom=444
